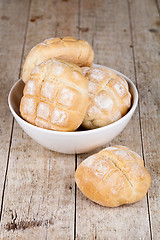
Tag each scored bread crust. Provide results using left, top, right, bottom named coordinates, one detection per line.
left=20, top=58, right=88, bottom=132
left=22, top=37, right=94, bottom=83
left=81, top=67, right=131, bottom=129
left=75, top=145, right=151, bottom=207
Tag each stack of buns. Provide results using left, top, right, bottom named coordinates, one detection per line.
left=20, top=37, right=131, bottom=132
left=20, top=37, right=151, bottom=207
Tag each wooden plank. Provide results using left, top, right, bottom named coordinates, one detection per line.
left=76, top=0, right=151, bottom=239
left=129, top=0, right=160, bottom=239
left=23, top=0, right=80, bottom=58
left=0, top=0, right=31, bottom=210
left=0, top=0, right=79, bottom=239
left=1, top=125, right=75, bottom=239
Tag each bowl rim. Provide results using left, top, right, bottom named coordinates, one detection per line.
left=8, top=64, right=138, bottom=136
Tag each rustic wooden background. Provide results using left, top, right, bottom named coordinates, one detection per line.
left=0, top=0, right=159, bottom=239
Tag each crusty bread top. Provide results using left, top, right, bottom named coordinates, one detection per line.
left=81, top=67, right=131, bottom=129
left=20, top=58, right=88, bottom=132
left=75, top=145, right=151, bottom=207
left=22, top=37, right=94, bottom=83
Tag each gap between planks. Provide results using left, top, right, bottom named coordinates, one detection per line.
left=155, top=0, right=160, bottom=15
left=0, top=0, right=32, bottom=223
left=127, top=0, right=153, bottom=239
left=0, top=118, right=14, bottom=221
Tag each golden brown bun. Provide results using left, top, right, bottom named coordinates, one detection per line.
left=22, top=37, right=94, bottom=83
left=75, top=145, right=151, bottom=207
left=20, top=58, right=88, bottom=132
left=81, top=67, right=131, bottom=129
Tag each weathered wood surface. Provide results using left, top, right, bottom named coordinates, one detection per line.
left=129, top=0, right=160, bottom=239
left=0, top=0, right=31, bottom=215
left=0, top=0, right=159, bottom=239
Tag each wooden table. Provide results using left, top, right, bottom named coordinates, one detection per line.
left=0, top=0, right=159, bottom=239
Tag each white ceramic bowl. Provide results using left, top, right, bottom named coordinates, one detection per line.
left=8, top=65, right=138, bottom=154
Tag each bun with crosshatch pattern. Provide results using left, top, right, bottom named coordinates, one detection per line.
left=22, top=37, right=94, bottom=83
left=20, top=58, right=88, bottom=131
left=81, top=67, right=131, bottom=129
left=75, top=145, right=151, bottom=207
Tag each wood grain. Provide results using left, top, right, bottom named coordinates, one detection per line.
left=129, top=0, right=160, bottom=238
left=0, top=0, right=31, bottom=214
left=76, top=0, right=151, bottom=239
left=156, top=0, right=160, bottom=13
left=0, top=0, right=79, bottom=239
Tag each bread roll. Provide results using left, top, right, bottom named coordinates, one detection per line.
left=81, top=67, right=131, bottom=129
left=75, top=145, right=151, bottom=207
left=22, top=37, right=94, bottom=83
left=20, top=58, right=88, bottom=132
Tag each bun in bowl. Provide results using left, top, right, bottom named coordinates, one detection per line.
left=22, top=37, right=94, bottom=83
left=82, top=67, right=131, bottom=129
left=20, top=58, right=88, bottom=132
